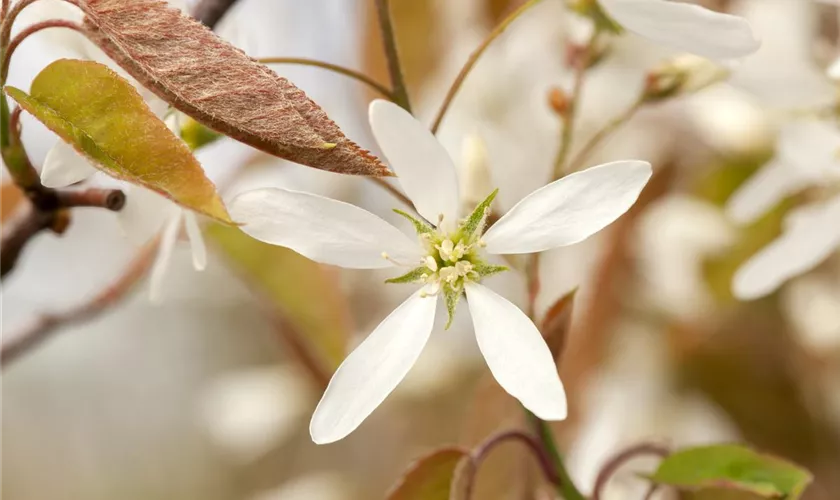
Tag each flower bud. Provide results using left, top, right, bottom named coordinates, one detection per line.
left=548, top=87, right=570, bottom=116
left=643, top=54, right=730, bottom=102
left=459, top=133, right=493, bottom=209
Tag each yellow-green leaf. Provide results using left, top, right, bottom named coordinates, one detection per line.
left=206, top=224, right=352, bottom=382
left=5, top=59, right=230, bottom=223
left=386, top=448, right=469, bottom=500
left=649, top=444, right=812, bottom=499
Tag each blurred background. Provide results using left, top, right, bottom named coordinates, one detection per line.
left=3, top=0, right=840, bottom=498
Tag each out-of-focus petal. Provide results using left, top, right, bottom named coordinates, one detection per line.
left=733, top=196, right=840, bottom=300
left=464, top=282, right=567, bottom=420
left=40, top=141, right=97, bottom=188
left=309, top=290, right=437, bottom=444
left=482, top=161, right=651, bottom=254
left=149, top=210, right=183, bottom=303
left=599, top=0, right=760, bottom=60
left=229, top=188, right=422, bottom=269
left=183, top=210, right=207, bottom=271
left=725, top=159, right=808, bottom=224
left=369, top=100, right=460, bottom=230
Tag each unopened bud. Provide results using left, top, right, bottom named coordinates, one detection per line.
left=643, top=54, right=729, bottom=102
left=459, top=134, right=494, bottom=209
left=548, top=87, right=570, bottom=116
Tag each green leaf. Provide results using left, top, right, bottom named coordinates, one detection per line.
left=649, top=444, right=812, bottom=499
left=472, top=262, right=507, bottom=279
left=386, top=448, right=469, bottom=500
left=386, top=266, right=429, bottom=284
left=206, top=224, right=352, bottom=375
left=180, top=116, right=223, bottom=151
left=394, top=208, right=434, bottom=235
left=443, top=285, right=462, bottom=330
left=6, top=59, right=231, bottom=223
left=460, top=189, right=498, bottom=241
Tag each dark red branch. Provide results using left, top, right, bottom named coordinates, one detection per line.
left=3, top=20, right=83, bottom=80
left=591, top=443, right=670, bottom=500
left=1, top=239, right=158, bottom=367
left=462, top=430, right=560, bottom=499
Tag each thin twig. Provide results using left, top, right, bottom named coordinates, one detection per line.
left=373, top=0, right=411, bottom=112
left=566, top=99, right=643, bottom=173
left=462, top=430, right=559, bottom=500
left=56, top=188, right=126, bottom=211
left=258, top=57, right=395, bottom=99
left=430, top=0, right=543, bottom=134
left=591, top=443, right=670, bottom=500
left=1, top=0, right=9, bottom=24
left=552, top=29, right=602, bottom=180
left=3, top=20, right=83, bottom=82
left=0, top=203, right=58, bottom=276
left=1, top=238, right=159, bottom=367
left=191, top=0, right=240, bottom=29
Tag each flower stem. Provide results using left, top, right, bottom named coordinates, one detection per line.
left=374, top=0, right=411, bottom=112
left=552, top=28, right=601, bottom=180
left=527, top=411, right=586, bottom=500
left=258, top=57, right=395, bottom=100
left=430, top=0, right=544, bottom=134
left=566, top=98, right=643, bottom=173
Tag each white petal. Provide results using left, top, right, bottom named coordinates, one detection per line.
left=369, top=100, right=460, bottom=230
left=599, top=0, right=760, bottom=61
left=149, top=211, right=183, bottom=303
left=725, top=159, right=808, bottom=224
left=40, top=141, right=97, bottom=188
left=184, top=210, right=207, bottom=271
left=310, top=290, right=437, bottom=444
left=733, top=197, right=840, bottom=300
left=464, top=283, right=567, bottom=420
left=776, top=121, right=840, bottom=179
left=482, top=161, right=652, bottom=254
left=117, top=186, right=179, bottom=245
left=229, top=188, right=422, bottom=269
left=829, top=56, right=840, bottom=81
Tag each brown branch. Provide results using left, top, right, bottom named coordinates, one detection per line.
left=591, top=443, right=670, bottom=500
left=0, top=203, right=59, bottom=276
left=374, top=0, right=411, bottom=112
left=190, top=0, right=240, bottom=29
left=1, top=239, right=159, bottom=367
left=56, top=188, right=126, bottom=211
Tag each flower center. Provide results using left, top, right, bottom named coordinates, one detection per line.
left=382, top=190, right=508, bottom=329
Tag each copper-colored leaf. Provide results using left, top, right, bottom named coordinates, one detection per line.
left=6, top=60, right=231, bottom=222
left=78, top=0, right=389, bottom=177
left=541, top=288, right=577, bottom=361
left=387, top=448, right=469, bottom=500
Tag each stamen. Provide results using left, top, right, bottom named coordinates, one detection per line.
left=424, top=256, right=438, bottom=272
left=381, top=252, right=411, bottom=267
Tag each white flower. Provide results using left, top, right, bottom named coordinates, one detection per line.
left=728, top=121, right=840, bottom=300
left=41, top=117, right=208, bottom=303
left=229, top=99, right=652, bottom=444
left=597, top=0, right=760, bottom=61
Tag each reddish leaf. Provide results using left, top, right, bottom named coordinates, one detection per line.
left=387, top=448, right=469, bottom=500
left=78, top=0, right=390, bottom=177
left=541, top=288, right=577, bottom=361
